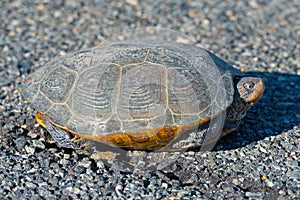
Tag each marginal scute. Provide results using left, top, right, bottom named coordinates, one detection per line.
left=146, top=45, right=193, bottom=68
left=40, top=65, right=76, bottom=103
left=32, top=92, right=52, bottom=112
left=156, top=127, right=175, bottom=139
left=91, top=43, right=150, bottom=66
left=154, top=126, right=179, bottom=148
left=173, top=114, right=200, bottom=125
left=66, top=116, right=96, bottom=135
left=64, top=51, right=92, bottom=72
left=100, top=133, right=133, bottom=148
left=214, top=73, right=233, bottom=111
left=127, top=131, right=152, bottom=143
left=150, top=110, right=172, bottom=130
left=221, top=73, right=235, bottom=104
left=22, top=82, right=39, bottom=102
left=26, top=58, right=65, bottom=84
left=205, top=50, right=242, bottom=76
left=46, top=104, right=72, bottom=126
left=122, top=120, right=149, bottom=132
left=97, top=115, right=122, bottom=134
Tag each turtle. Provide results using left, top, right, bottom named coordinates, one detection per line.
left=21, top=40, right=264, bottom=151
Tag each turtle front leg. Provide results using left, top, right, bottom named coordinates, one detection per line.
left=166, top=122, right=223, bottom=151
left=42, top=115, right=79, bottom=149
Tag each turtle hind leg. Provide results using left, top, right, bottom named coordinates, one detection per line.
left=165, top=122, right=224, bottom=151
left=43, top=115, right=79, bottom=149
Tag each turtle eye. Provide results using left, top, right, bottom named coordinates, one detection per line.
left=243, top=81, right=255, bottom=90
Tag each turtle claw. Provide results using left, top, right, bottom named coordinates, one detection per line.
left=79, top=141, right=94, bottom=151
left=70, top=136, right=94, bottom=151
left=71, top=135, right=85, bottom=144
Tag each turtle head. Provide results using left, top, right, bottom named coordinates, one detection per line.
left=226, top=76, right=264, bottom=121
left=235, top=77, right=265, bottom=112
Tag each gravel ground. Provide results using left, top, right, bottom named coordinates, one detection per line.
left=1, top=0, right=299, bottom=199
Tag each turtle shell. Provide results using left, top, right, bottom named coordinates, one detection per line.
left=22, top=41, right=242, bottom=150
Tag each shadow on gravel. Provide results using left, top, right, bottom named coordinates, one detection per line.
left=214, top=72, right=300, bottom=151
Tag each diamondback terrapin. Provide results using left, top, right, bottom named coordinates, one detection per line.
left=22, top=40, right=264, bottom=151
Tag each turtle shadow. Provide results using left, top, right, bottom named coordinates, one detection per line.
left=214, top=72, right=300, bottom=151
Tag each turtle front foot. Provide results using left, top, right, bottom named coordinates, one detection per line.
left=43, top=115, right=79, bottom=149
left=71, top=135, right=85, bottom=144
left=79, top=141, right=94, bottom=151
left=70, top=135, right=94, bottom=151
